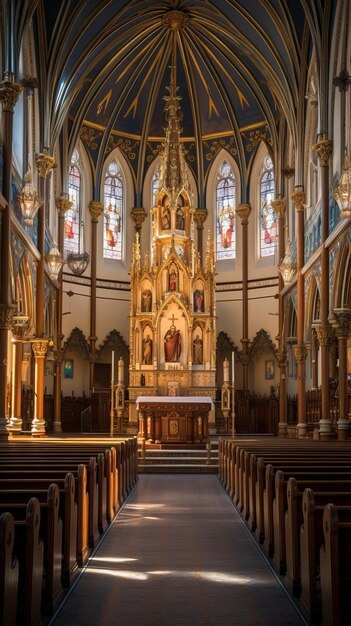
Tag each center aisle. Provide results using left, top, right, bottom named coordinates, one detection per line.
left=50, top=475, right=306, bottom=626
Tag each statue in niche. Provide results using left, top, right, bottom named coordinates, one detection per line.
left=142, top=334, right=153, bottom=365
left=193, top=333, right=203, bottom=364
left=164, top=324, right=182, bottom=362
left=168, top=263, right=177, bottom=292
left=142, top=289, right=152, bottom=312
left=176, top=205, right=185, bottom=230
left=161, top=197, right=171, bottom=230
left=194, top=288, right=204, bottom=313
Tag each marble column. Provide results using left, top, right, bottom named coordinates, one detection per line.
left=291, top=188, right=307, bottom=437
left=313, top=138, right=333, bottom=438
left=0, top=76, right=23, bottom=438
left=31, top=339, right=48, bottom=436
left=53, top=196, right=73, bottom=433
left=236, top=203, right=251, bottom=391
left=32, top=152, right=55, bottom=436
left=271, top=198, right=287, bottom=437
left=89, top=201, right=104, bottom=391
left=194, top=208, right=208, bottom=261
left=332, top=309, right=351, bottom=440
left=8, top=331, right=24, bottom=432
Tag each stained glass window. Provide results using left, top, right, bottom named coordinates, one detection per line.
left=260, top=155, right=276, bottom=257
left=152, top=168, right=160, bottom=205
left=103, top=161, right=123, bottom=260
left=216, top=162, right=236, bottom=260
left=65, top=149, right=81, bottom=254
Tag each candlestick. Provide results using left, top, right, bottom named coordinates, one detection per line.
left=232, top=351, right=235, bottom=385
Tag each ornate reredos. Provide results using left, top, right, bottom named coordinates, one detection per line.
left=129, top=42, right=216, bottom=392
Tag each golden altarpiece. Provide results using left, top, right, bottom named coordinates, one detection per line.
left=127, top=67, right=216, bottom=443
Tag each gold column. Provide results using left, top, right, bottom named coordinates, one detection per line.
left=89, top=201, right=104, bottom=391
left=311, top=329, right=319, bottom=389
left=0, top=77, right=22, bottom=438
left=31, top=339, right=48, bottom=435
left=271, top=197, right=288, bottom=437
left=53, top=196, right=73, bottom=433
left=131, top=207, right=147, bottom=234
left=236, top=203, right=251, bottom=391
left=32, top=152, right=55, bottom=436
left=332, top=309, right=351, bottom=440
left=8, top=330, right=24, bottom=432
left=194, top=208, right=208, bottom=261
left=313, top=138, right=333, bottom=438
left=291, top=188, right=307, bottom=437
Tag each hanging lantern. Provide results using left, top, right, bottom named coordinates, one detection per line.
left=46, top=242, right=65, bottom=280
left=67, top=251, right=90, bottom=276
left=333, top=154, right=351, bottom=219
left=18, top=168, right=42, bottom=227
left=278, top=243, right=296, bottom=287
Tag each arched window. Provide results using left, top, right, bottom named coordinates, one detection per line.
left=103, top=160, right=124, bottom=260
left=216, top=162, right=236, bottom=260
left=260, top=155, right=276, bottom=257
left=65, top=149, right=81, bottom=254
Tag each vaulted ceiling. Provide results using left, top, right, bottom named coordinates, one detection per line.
left=16, top=0, right=336, bottom=203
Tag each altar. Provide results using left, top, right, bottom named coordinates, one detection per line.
left=136, top=396, right=214, bottom=443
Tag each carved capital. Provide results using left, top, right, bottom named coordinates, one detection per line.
left=333, top=70, right=351, bottom=92
left=131, top=207, right=147, bottom=229
left=56, top=196, right=73, bottom=218
left=331, top=308, right=351, bottom=339
left=282, top=166, right=295, bottom=179
left=0, top=80, right=23, bottom=112
left=315, top=324, right=333, bottom=347
left=35, top=153, right=56, bottom=178
left=293, top=343, right=308, bottom=363
left=89, top=201, right=104, bottom=222
left=32, top=339, right=48, bottom=358
left=236, top=203, right=251, bottom=224
left=291, top=189, right=306, bottom=212
left=270, top=198, right=286, bottom=218
left=276, top=349, right=287, bottom=367
left=194, top=208, right=208, bottom=228
left=312, top=139, right=333, bottom=167
left=0, top=305, right=15, bottom=330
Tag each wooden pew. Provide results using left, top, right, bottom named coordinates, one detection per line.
left=0, top=512, right=19, bottom=626
left=320, top=503, right=351, bottom=626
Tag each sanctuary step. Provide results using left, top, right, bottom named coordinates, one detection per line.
left=138, top=447, right=218, bottom=473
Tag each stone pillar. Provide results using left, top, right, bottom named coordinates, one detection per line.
left=0, top=77, right=22, bottom=438
left=32, top=152, right=55, bottom=436
left=331, top=309, right=351, bottom=440
left=291, top=188, right=307, bottom=437
left=31, top=339, right=48, bottom=436
left=131, top=207, right=147, bottom=235
left=271, top=198, right=287, bottom=437
left=236, top=203, right=251, bottom=391
left=89, top=201, right=104, bottom=391
left=194, top=208, right=208, bottom=261
left=8, top=334, right=23, bottom=432
left=313, top=138, right=333, bottom=438
left=53, top=196, right=73, bottom=433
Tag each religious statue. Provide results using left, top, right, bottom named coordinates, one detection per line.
left=176, top=205, right=185, bottom=230
left=194, top=289, right=204, bottom=312
left=193, top=333, right=203, bottom=364
left=168, top=264, right=177, bottom=291
left=164, top=324, right=182, bottom=362
left=141, top=289, right=152, bottom=312
left=142, top=334, right=153, bottom=364
left=161, top=199, right=171, bottom=230
left=223, top=356, right=229, bottom=383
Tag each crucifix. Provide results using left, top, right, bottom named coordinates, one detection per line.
left=168, top=313, right=178, bottom=326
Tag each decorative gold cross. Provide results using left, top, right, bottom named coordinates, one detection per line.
left=168, top=313, right=178, bottom=325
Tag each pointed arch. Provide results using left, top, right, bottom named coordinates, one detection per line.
left=102, top=159, right=124, bottom=260
left=65, top=147, right=82, bottom=255
left=332, top=235, right=351, bottom=309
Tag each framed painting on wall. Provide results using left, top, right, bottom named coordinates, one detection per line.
left=63, top=358, right=74, bottom=379
left=265, top=359, right=275, bottom=380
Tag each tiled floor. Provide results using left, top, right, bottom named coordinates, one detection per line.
left=50, top=475, right=306, bottom=626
